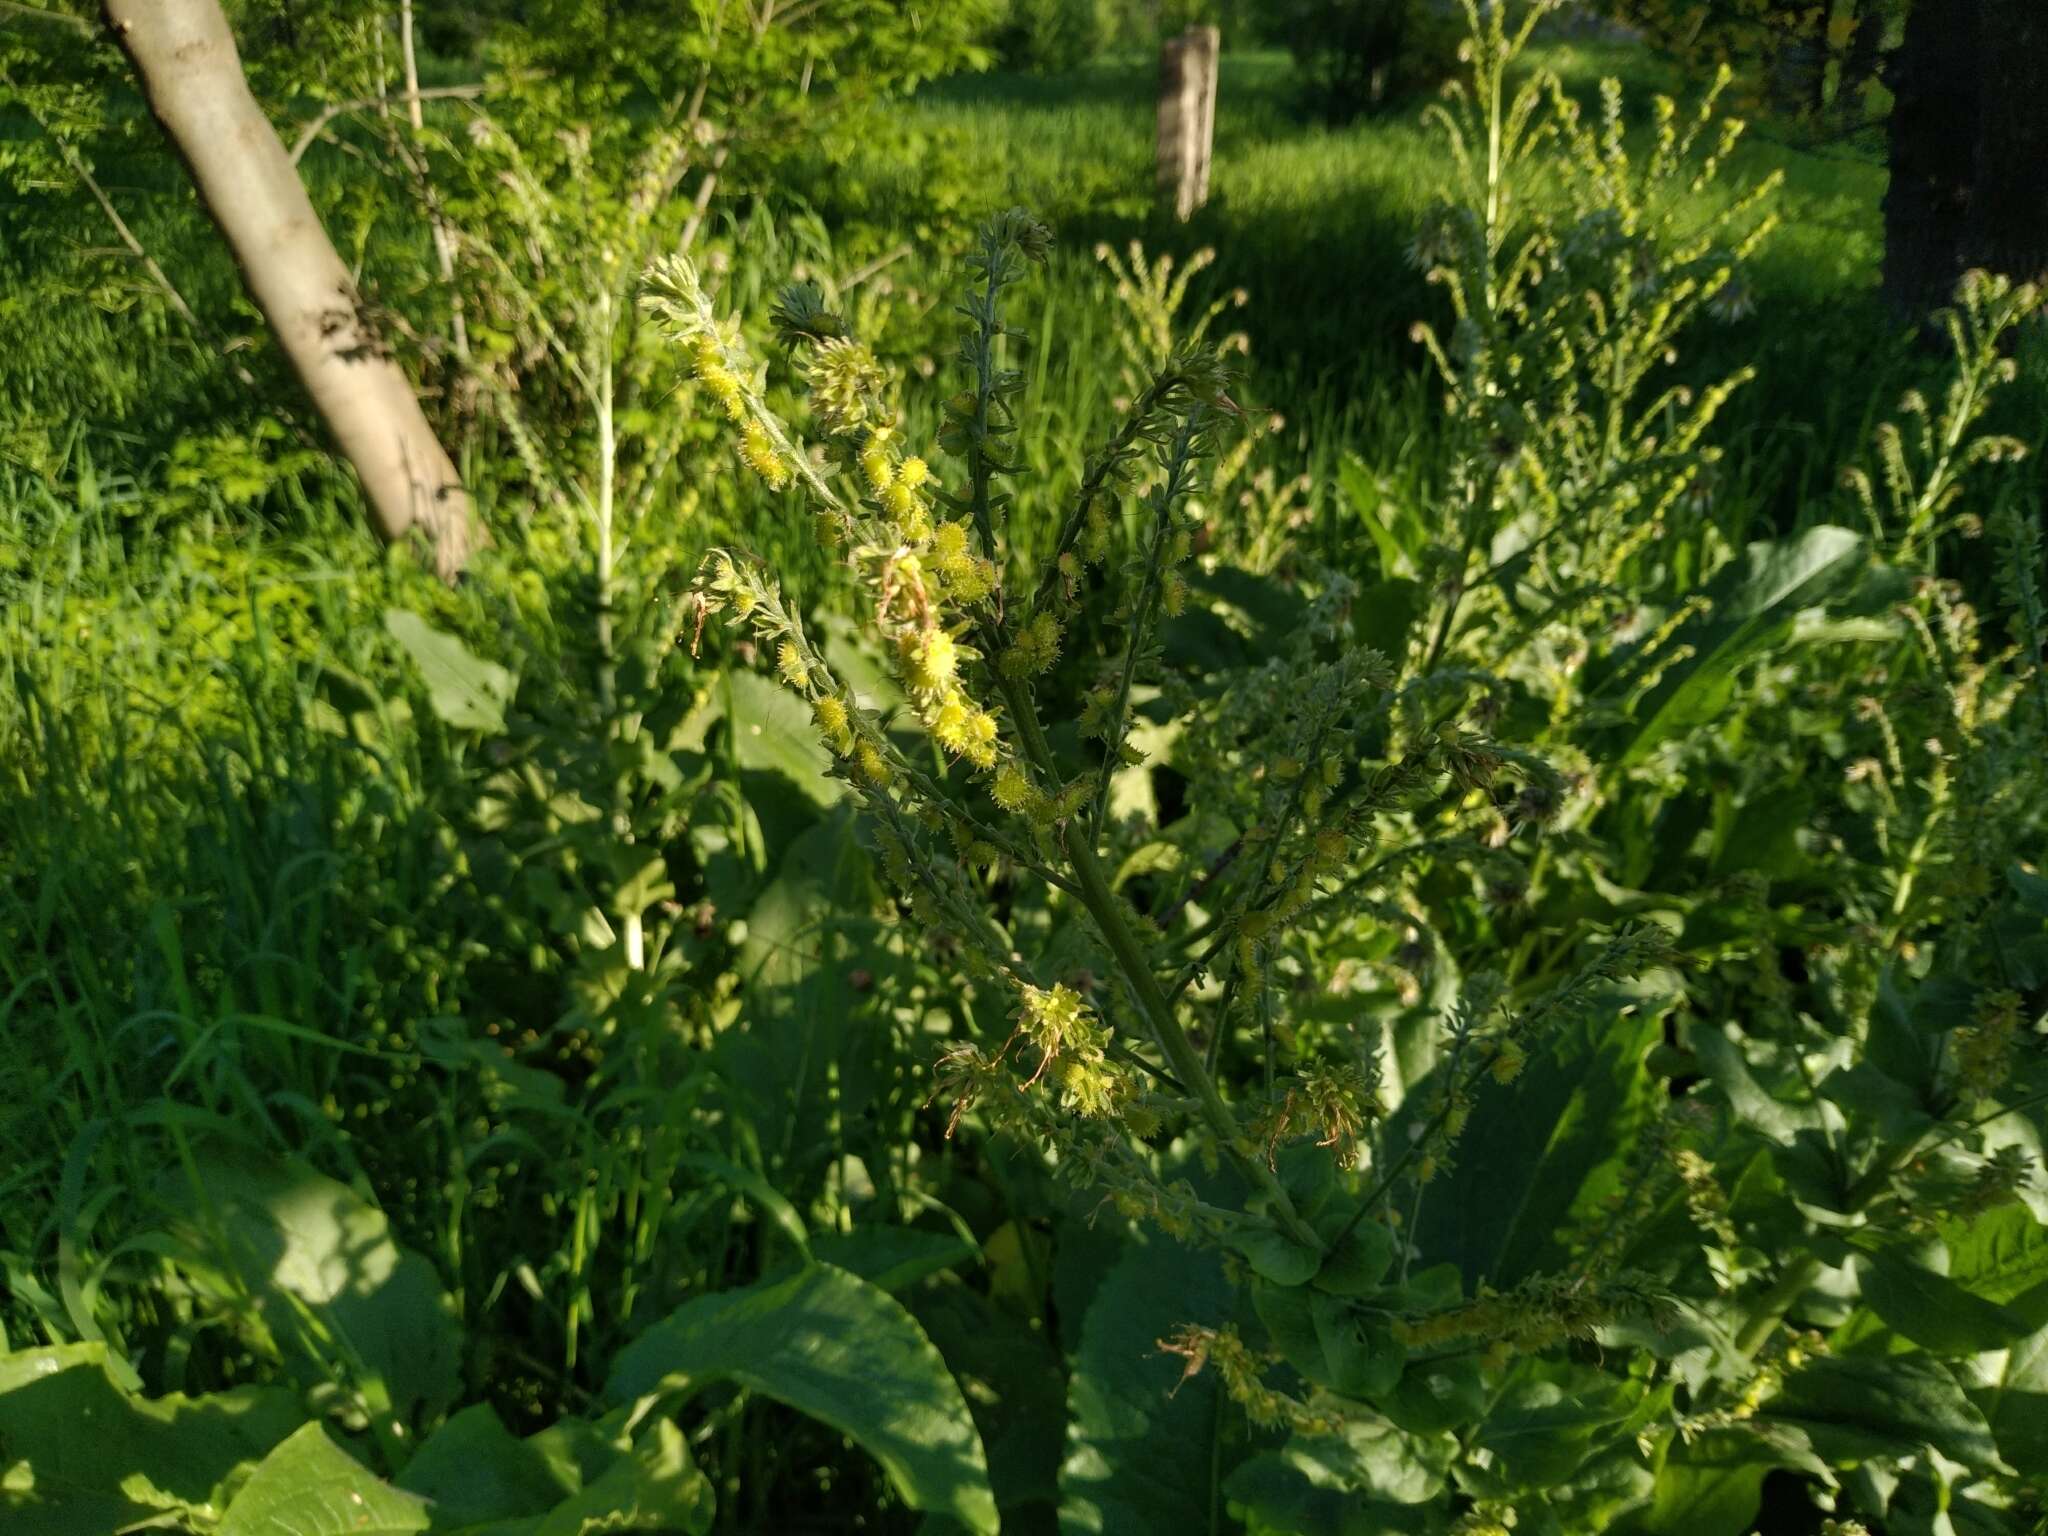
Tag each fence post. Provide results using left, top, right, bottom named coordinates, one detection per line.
left=1157, top=24, right=1220, bottom=222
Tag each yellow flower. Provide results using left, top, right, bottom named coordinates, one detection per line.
left=1490, top=1039, right=1526, bottom=1085
left=739, top=421, right=791, bottom=490
left=992, top=761, right=1036, bottom=813
left=813, top=695, right=853, bottom=755
left=777, top=639, right=808, bottom=688
left=862, top=443, right=894, bottom=493
left=902, top=628, right=958, bottom=695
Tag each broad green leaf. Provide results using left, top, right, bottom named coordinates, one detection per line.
left=811, top=1226, right=978, bottom=1293
left=164, top=1153, right=462, bottom=1429
left=1311, top=1220, right=1398, bottom=1297
left=1474, top=1361, right=1655, bottom=1489
left=1943, top=1205, right=2048, bottom=1313
left=1229, top=1223, right=1322, bottom=1286
left=384, top=609, right=515, bottom=733
left=1620, top=526, right=1867, bottom=762
left=1415, top=992, right=1666, bottom=1284
left=607, top=1263, right=996, bottom=1533
left=1335, top=456, right=1426, bottom=581
left=910, top=1283, right=1066, bottom=1531
left=396, top=1406, right=572, bottom=1528
left=1294, top=1415, right=1455, bottom=1504
left=1622, top=1423, right=1830, bottom=1536
left=219, top=1422, right=428, bottom=1536
left=531, top=1419, right=711, bottom=1536
left=1767, top=1353, right=2011, bottom=1474
left=1977, top=1326, right=2048, bottom=1472
left=725, top=669, right=842, bottom=808
left=1224, top=1453, right=1438, bottom=1535
left=1857, top=1249, right=2035, bottom=1355
left=1061, top=1235, right=1234, bottom=1535
left=1379, top=1352, right=1488, bottom=1437
left=0, top=1343, right=300, bottom=1533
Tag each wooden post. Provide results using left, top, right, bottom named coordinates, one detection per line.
left=1157, top=25, right=1219, bottom=222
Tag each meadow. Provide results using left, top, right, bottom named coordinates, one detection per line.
left=3, top=5, right=2046, bottom=1533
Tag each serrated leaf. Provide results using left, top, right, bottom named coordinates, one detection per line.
left=606, top=1263, right=995, bottom=1534
left=384, top=609, right=515, bottom=733
left=219, top=1422, right=427, bottom=1536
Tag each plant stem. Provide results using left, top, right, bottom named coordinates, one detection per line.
left=1734, top=1253, right=1822, bottom=1357
left=994, top=673, right=1320, bottom=1253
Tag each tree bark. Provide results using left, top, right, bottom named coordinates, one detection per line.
left=1881, top=0, right=1981, bottom=321
left=102, top=0, right=483, bottom=578
left=1883, top=0, right=2048, bottom=323
left=1964, top=0, right=2048, bottom=289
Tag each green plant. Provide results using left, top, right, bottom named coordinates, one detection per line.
left=1272, top=0, right=1461, bottom=118
left=0, top=1151, right=999, bottom=1533
left=642, top=9, right=2047, bottom=1532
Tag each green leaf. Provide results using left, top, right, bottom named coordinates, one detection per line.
left=1620, top=526, right=1867, bottom=763
left=0, top=1343, right=301, bottom=1533
left=1229, top=1223, right=1322, bottom=1286
left=1225, top=1454, right=1437, bottom=1535
left=1379, top=1352, right=1487, bottom=1437
left=1767, top=1353, right=2011, bottom=1474
left=164, top=1153, right=462, bottom=1429
left=396, top=1406, right=573, bottom=1528
left=383, top=609, right=515, bottom=733
left=1857, top=1249, right=2036, bottom=1354
left=1415, top=992, right=1666, bottom=1284
left=1310, top=1294, right=1404, bottom=1399
left=1311, top=1220, right=1397, bottom=1296
left=1336, top=456, right=1426, bottom=581
left=1943, top=1205, right=2048, bottom=1313
left=726, top=669, right=842, bottom=808
left=1623, top=1424, right=1830, bottom=1536
left=1474, top=1361, right=1653, bottom=1488
left=531, top=1419, right=711, bottom=1536
left=606, top=1263, right=996, bottom=1534
left=811, top=1226, right=978, bottom=1293
left=672, top=1153, right=811, bottom=1261
left=1978, top=1325, right=2048, bottom=1473
left=219, top=1422, right=428, bottom=1536
left=1061, top=1235, right=1234, bottom=1535
left=909, top=1283, right=1065, bottom=1531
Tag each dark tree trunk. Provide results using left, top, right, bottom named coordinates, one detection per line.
left=1884, top=0, right=2048, bottom=322
left=1882, top=0, right=1982, bottom=320
left=1963, top=0, right=2048, bottom=288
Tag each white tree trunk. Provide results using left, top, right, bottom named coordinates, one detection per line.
left=1158, top=25, right=1219, bottom=222
left=103, top=0, right=483, bottom=578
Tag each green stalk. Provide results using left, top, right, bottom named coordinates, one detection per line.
left=996, top=673, right=1321, bottom=1254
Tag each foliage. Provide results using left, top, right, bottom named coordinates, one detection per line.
left=1594, top=0, right=1899, bottom=125
left=4, top=0, right=2048, bottom=1532
left=1272, top=0, right=1463, bottom=119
